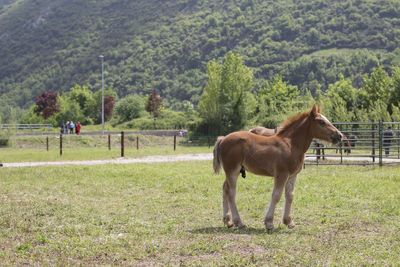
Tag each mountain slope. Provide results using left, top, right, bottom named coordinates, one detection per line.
left=1, top=0, right=400, bottom=118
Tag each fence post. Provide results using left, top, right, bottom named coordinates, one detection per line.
left=121, top=131, right=124, bottom=157
left=372, top=122, right=375, bottom=163
left=338, top=124, right=342, bottom=163
left=174, top=135, right=176, bottom=151
left=108, top=134, right=111, bottom=151
left=60, top=134, right=62, bottom=156
left=208, top=137, right=211, bottom=149
left=136, top=136, right=139, bottom=150
left=46, top=136, right=49, bottom=151
left=379, top=121, right=383, bottom=166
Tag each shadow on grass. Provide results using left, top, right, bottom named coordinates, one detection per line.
left=190, top=225, right=308, bottom=235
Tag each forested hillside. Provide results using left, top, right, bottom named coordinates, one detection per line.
left=1, top=0, right=400, bottom=122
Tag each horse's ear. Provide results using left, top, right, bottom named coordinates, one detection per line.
left=318, top=104, right=322, bottom=113
left=310, top=104, right=318, bottom=118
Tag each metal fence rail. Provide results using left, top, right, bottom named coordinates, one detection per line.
left=306, top=121, right=400, bottom=166
left=182, top=121, right=400, bottom=166
left=0, top=124, right=53, bottom=133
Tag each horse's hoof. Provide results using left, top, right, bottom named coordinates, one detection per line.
left=237, top=223, right=246, bottom=229
left=287, top=222, right=296, bottom=229
left=266, top=227, right=274, bottom=234
left=223, top=216, right=232, bottom=227
left=283, top=219, right=296, bottom=229
left=265, top=223, right=274, bottom=232
left=226, top=222, right=234, bottom=228
left=232, top=220, right=246, bottom=229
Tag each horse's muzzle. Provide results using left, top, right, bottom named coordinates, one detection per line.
left=331, top=132, right=342, bottom=144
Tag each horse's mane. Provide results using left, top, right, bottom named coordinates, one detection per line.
left=276, top=110, right=311, bottom=137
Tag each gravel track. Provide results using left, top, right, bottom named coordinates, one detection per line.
left=1, top=153, right=213, bottom=168
left=1, top=153, right=399, bottom=168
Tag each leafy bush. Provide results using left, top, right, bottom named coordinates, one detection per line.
left=54, top=99, right=85, bottom=126
left=115, top=94, right=145, bottom=122
left=0, top=134, right=9, bottom=147
left=125, top=109, right=189, bottom=130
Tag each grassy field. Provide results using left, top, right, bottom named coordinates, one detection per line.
left=1, top=161, right=399, bottom=265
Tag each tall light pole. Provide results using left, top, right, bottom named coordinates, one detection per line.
left=100, top=55, right=104, bottom=135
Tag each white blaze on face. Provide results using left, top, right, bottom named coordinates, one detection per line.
left=320, top=114, right=331, bottom=124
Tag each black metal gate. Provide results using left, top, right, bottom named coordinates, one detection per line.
left=307, top=121, right=400, bottom=166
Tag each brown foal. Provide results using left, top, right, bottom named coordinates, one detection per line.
left=213, top=104, right=342, bottom=231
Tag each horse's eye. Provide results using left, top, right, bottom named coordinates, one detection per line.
left=319, top=120, right=325, bottom=126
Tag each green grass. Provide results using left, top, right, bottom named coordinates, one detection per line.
left=309, top=48, right=357, bottom=57
left=0, top=162, right=399, bottom=265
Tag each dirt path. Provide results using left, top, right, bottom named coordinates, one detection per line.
left=1, top=153, right=399, bottom=168
left=1, top=153, right=213, bottom=168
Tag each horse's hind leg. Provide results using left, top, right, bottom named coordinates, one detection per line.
left=222, top=180, right=233, bottom=227
left=223, top=169, right=245, bottom=229
left=283, top=175, right=297, bottom=229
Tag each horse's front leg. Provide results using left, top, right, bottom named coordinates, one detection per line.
left=282, top=175, right=297, bottom=229
left=264, top=174, right=288, bottom=231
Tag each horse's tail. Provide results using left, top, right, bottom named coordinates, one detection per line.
left=213, top=136, right=224, bottom=174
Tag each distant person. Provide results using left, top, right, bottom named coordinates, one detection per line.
left=65, top=121, right=69, bottom=135
left=348, top=134, right=358, bottom=148
left=69, top=121, right=75, bottom=134
left=76, top=122, right=82, bottom=135
left=60, top=122, right=65, bottom=134
left=383, top=126, right=395, bottom=157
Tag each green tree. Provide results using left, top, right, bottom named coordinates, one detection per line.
left=2, top=105, right=23, bottom=124
left=19, top=106, right=46, bottom=124
left=360, top=65, right=391, bottom=109
left=198, top=51, right=253, bottom=135
left=390, top=104, right=400, bottom=121
left=54, top=94, right=85, bottom=125
left=182, top=100, right=196, bottom=121
left=389, top=66, right=400, bottom=111
left=324, top=96, right=354, bottom=122
left=69, top=84, right=95, bottom=117
left=307, top=28, right=320, bottom=46
left=256, top=75, right=302, bottom=128
left=368, top=99, right=391, bottom=122
left=326, top=74, right=358, bottom=111
left=258, top=75, right=298, bottom=107
left=115, top=94, right=145, bottom=122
